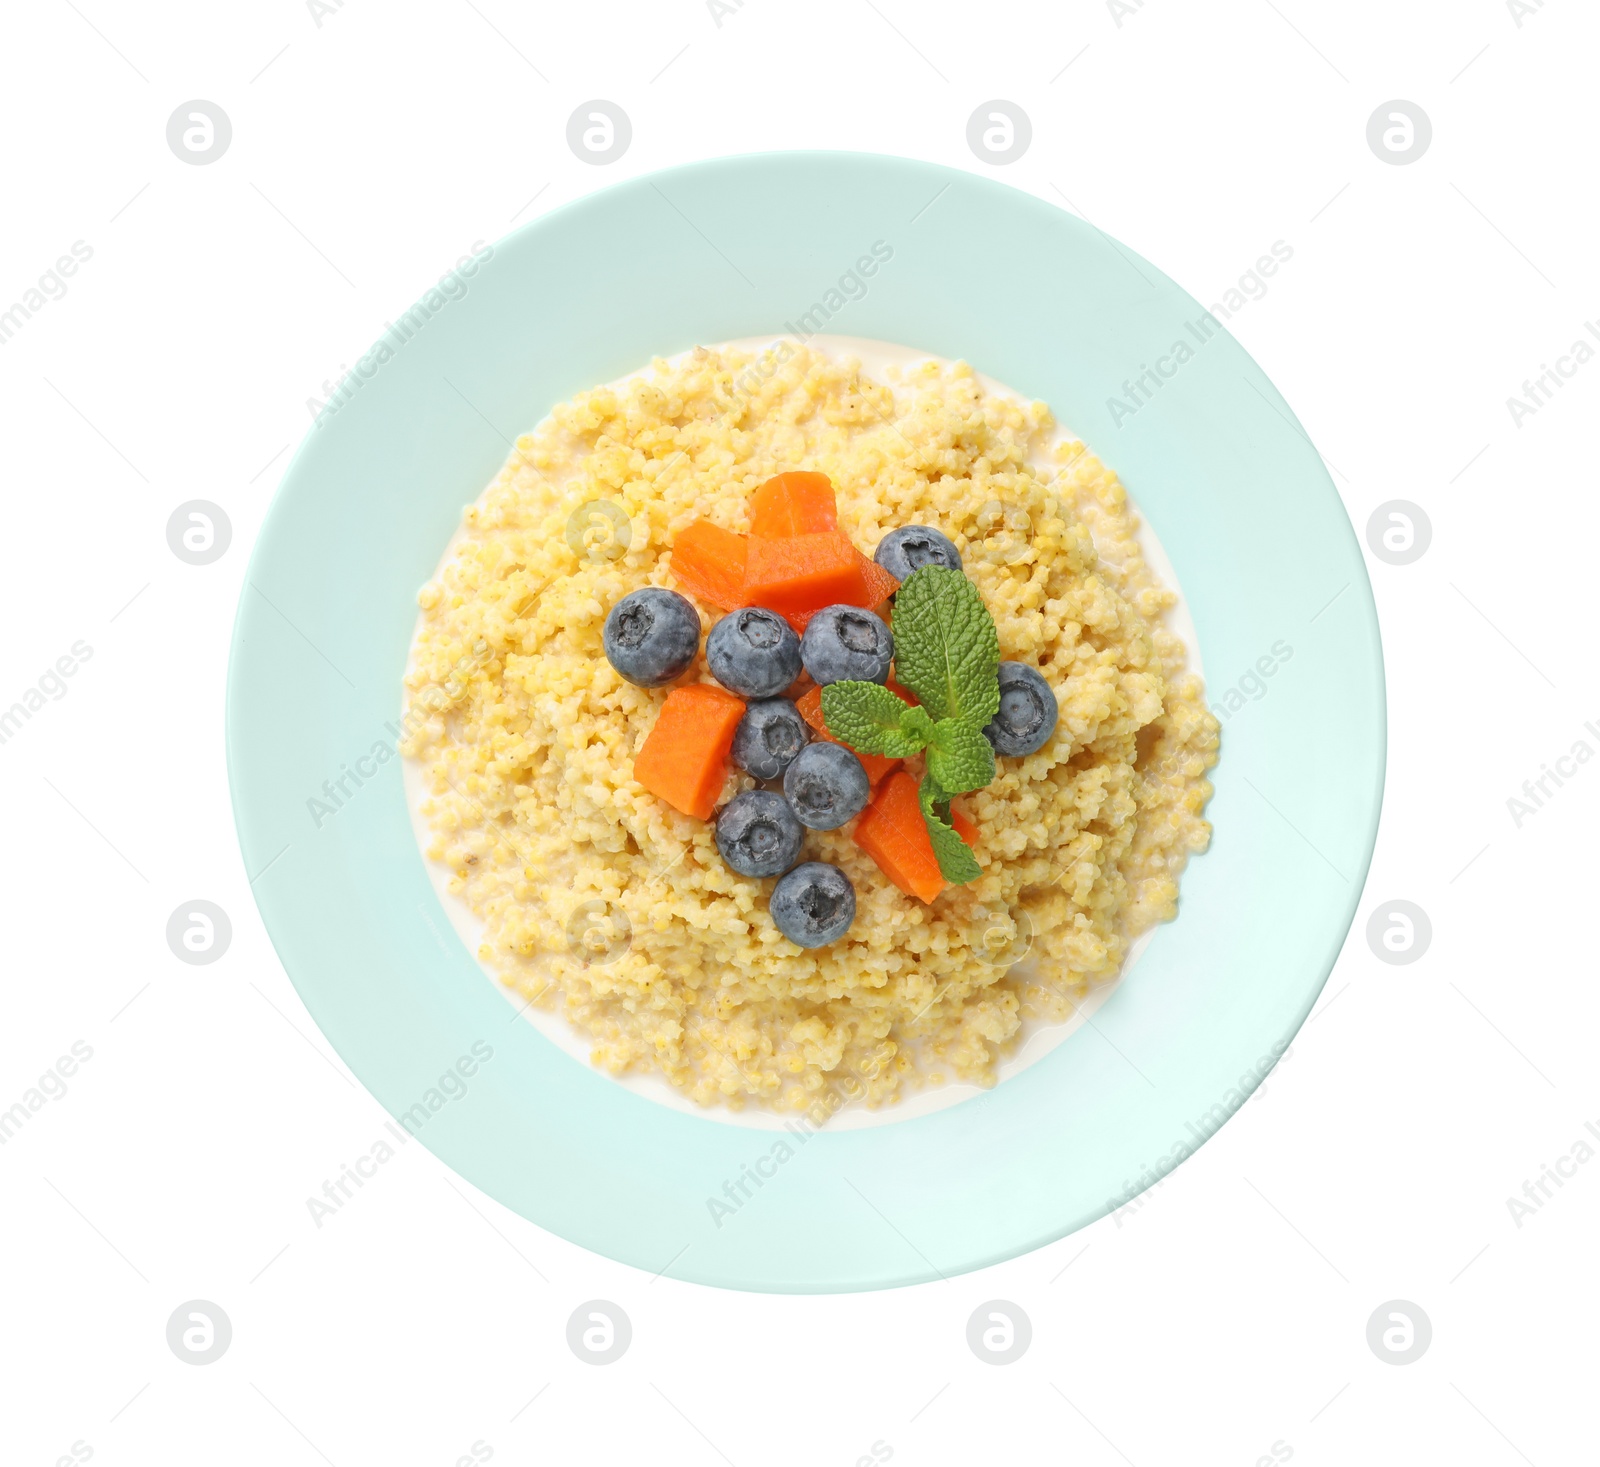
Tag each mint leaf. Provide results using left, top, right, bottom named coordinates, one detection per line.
left=918, top=772, right=981, bottom=885
left=890, top=566, right=1001, bottom=727
left=822, top=681, right=932, bottom=758
left=925, top=717, right=996, bottom=794
left=898, top=704, right=937, bottom=748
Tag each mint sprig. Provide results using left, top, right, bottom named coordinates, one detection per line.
left=821, top=682, right=994, bottom=799
left=819, top=562, right=1002, bottom=888
left=889, top=566, right=1001, bottom=728
left=820, top=681, right=934, bottom=757
left=919, top=772, right=981, bottom=885
left=925, top=717, right=995, bottom=794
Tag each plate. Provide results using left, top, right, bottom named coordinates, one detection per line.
left=227, top=152, right=1384, bottom=1292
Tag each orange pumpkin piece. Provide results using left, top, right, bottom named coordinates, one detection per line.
left=853, top=751, right=903, bottom=788
left=633, top=685, right=746, bottom=820
left=777, top=553, right=899, bottom=634
left=748, top=472, right=838, bottom=537
left=669, top=520, right=749, bottom=611
left=853, top=771, right=946, bottom=904
left=794, top=683, right=825, bottom=729
left=742, top=529, right=870, bottom=617
left=855, top=774, right=979, bottom=903
left=855, top=553, right=900, bottom=609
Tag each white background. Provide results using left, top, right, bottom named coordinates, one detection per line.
left=1, top=1, right=1595, bottom=1463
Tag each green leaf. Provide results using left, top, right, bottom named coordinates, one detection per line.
left=919, top=773, right=981, bottom=885
left=925, top=717, right=996, bottom=794
left=898, top=704, right=937, bottom=749
left=889, top=566, right=1001, bottom=727
left=822, top=681, right=931, bottom=757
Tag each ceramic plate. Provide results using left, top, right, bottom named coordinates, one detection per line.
left=227, top=152, right=1384, bottom=1293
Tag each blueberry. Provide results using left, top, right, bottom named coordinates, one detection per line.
left=873, top=524, right=962, bottom=582
left=715, top=790, right=805, bottom=878
left=982, top=662, right=1059, bottom=756
left=730, top=698, right=810, bottom=781
left=602, top=588, right=700, bottom=687
left=799, top=605, right=893, bottom=686
left=706, top=607, right=802, bottom=698
left=783, top=741, right=870, bottom=830
left=770, top=861, right=856, bottom=947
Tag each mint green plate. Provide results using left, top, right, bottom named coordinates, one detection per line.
left=227, top=152, right=1383, bottom=1292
